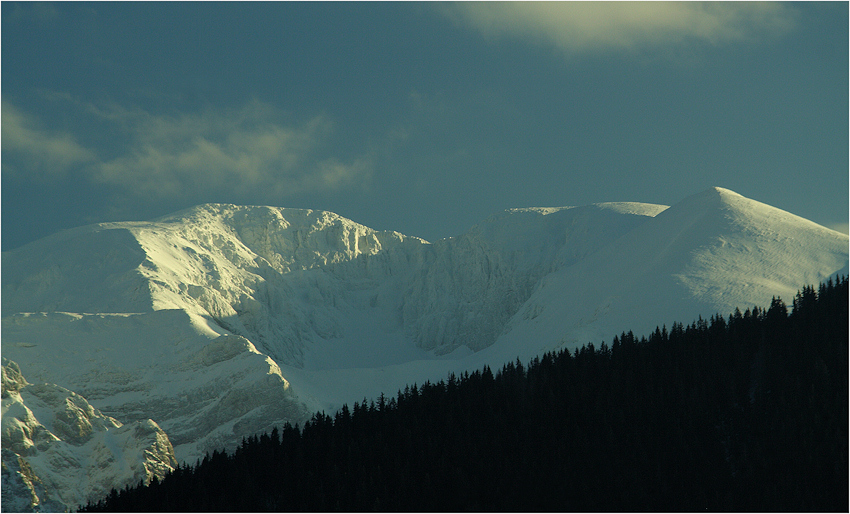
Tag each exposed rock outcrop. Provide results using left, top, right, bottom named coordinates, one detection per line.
left=1, top=359, right=178, bottom=512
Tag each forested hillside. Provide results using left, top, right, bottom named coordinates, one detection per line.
left=82, top=277, right=848, bottom=512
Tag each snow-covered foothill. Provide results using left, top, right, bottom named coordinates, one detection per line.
left=1, top=310, right=310, bottom=464
left=1, top=359, right=177, bottom=512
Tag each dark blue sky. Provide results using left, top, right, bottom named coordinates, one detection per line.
left=3, top=2, right=847, bottom=250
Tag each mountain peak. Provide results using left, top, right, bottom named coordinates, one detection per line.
left=681, top=186, right=743, bottom=206
left=663, top=186, right=779, bottom=225
left=708, top=186, right=742, bottom=196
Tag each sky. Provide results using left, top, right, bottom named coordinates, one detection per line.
left=2, top=2, right=848, bottom=251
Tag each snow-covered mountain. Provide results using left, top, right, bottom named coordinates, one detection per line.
left=491, top=187, right=850, bottom=359
left=2, top=187, right=847, bottom=511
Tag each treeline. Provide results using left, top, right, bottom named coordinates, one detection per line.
left=82, top=277, right=848, bottom=512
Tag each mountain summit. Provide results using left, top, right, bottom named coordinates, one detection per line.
left=487, top=187, right=848, bottom=361
left=2, top=187, right=847, bottom=511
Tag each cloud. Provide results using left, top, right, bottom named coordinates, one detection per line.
left=3, top=98, right=372, bottom=200
left=1, top=101, right=97, bottom=177
left=442, top=2, right=797, bottom=54
left=3, top=2, right=61, bottom=26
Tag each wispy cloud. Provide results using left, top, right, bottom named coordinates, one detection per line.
left=2, top=98, right=373, bottom=200
left=442, top=2, right=797, bottom=55
left=1, top=101, right=97, bottom=177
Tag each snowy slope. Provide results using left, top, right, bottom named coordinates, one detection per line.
left=400, top=202, right=667, bottom=354
left=2, top=205, right=430, bottom=368
left=1, top=359, right=177, bottom=512
left=1, top=187, right=847, bottom=508
left=479, top=187, right=849, bottom=366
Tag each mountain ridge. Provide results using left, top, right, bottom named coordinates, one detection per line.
left=2, top=186, right=847, bottom=511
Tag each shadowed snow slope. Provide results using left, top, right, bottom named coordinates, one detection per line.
left=1, top=188, right=847, bottom=509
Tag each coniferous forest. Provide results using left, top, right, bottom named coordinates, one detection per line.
left=82, top=277, right=848, bottom=512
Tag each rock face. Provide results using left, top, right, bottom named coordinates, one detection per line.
left=1, top=188, right=847, bottom=510
left=1, top=359, right=178, bottom=512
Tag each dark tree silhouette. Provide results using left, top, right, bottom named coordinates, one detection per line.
left=82, top=277, right=848, bottom=512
